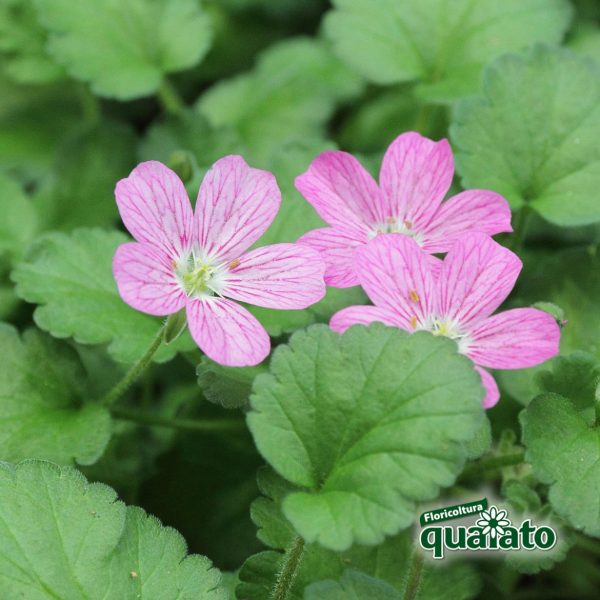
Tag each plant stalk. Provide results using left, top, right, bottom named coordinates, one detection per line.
left=271, top=536, right=305, bottom=600
left=459, top=450, right=526, bottom=482
left=402, top=548, right=425, bottom=600
left=158, top=79, right=186, bottom=116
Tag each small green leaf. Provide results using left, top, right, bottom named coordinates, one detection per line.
left=305, top=570, right=400, bottom=600
left=247, top=324, right=484, bottom=551
left=324, top=0, right=571, bottom=102
left=522, top=392, right=600, bottom=536
left=12, top=228, right=194, bottom=364
left=0, top=460, right=227, bottom=598
left=0, top=324, right=110, bottom=465
left=35, top=0, right=213, bottom=99
left=452, top=45, right=600, bottom=226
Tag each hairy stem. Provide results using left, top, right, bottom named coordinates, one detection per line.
left=271, top=536, right=305, bottom=600
left=158, top=78, right=186, bottom=116
left=459, top=450, right=526, bottom=482
left=402, top=548, right=425, bottom=600
left=100, top=325, right=165, bottom=407
left=111, top=407, right=245, bottom=433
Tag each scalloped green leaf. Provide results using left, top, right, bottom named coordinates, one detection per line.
left=452, top=45, right=600, bottom=226
left=522, top=393, right=600, bottom=537
left=34, top=0, right=212, bottom=99
left=12, top=228, right=194, bottom=364
left=247, top=324, right=484, bottom=551
left=324, top=0, right=571, bottom=102
left=0, top=460, right=227, bottom=599
left=0, top=323, right=110, bottom=465
left=305, top=570, right=400, bottom=600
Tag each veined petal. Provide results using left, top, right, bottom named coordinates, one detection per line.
left=186, top=298, right=270, bottom=367
left=475, top=367, right=500, bottom=409
left=295, top=150, right=384, bottom=237
left=422, top=190, right=513, bottom=253
left=437, top=233, right=522, bottom=328
left=467, top=308, right=560, bottom=369
left=298, top=227, right=365, bottom=288
left=354, top=234, right=436, bottom=330
left=379, top=132, right=454, bottom=230
left=330, top=305, right=405, bottom=334
left=194, top=156, right=280, bottom=262
left=115, top=161, right=193, bottom=258
left=113, top=242, right=186, bottom=316
left=224, top=243, right=326, bottom=309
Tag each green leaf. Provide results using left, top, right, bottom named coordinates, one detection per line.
left=569, top=22, right=600, bottom=64
left=0, top=0, right=64, bottom=84
left=305, top=570, right=400, bottom=600
left=324, top=0, right=571, bottom=102
left=35, top=0, right=213, bottom=99
left=198, top=38, right=363, bottom=161
left=247, top=324, right=484, bottom=551
left=197, top=358, right=266, bottom=409
left=522, top=392, right=600, bottom=537
left=0, top=324, right=110, bottom=465
left=0, top=460, right=227, bottom=598
left=0, top=173, right=37, bottom=263
left=35, top=121, right=137, bottom=230
left=12, top=228, right=194, bottom=364
left=452, top=45, right=600, bottom=226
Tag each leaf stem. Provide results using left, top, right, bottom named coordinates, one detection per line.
left=413, top=102, right=434, bottom=135
left=509, top=205, right=533, bottom=253
left=111, top=407, right=245, bottom=433
left=459, top=450, right=526, bottom=482
left=271, top=536, right=305, bottom=600
left=402, top=548, right=425, bottom=600
left=158, top=78, right=186, bottom=116
left=79, top=84, right=101, bottom=126
left=100, top=325, right=165, bottom=407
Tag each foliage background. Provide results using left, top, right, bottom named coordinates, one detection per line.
left=2, top=0, right=600, bottom=599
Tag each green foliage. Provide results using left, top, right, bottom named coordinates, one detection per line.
left=324, top=0, right=571, bottom=102
left=452, top=45, right=600, bottom=226
left=12, top=228, right=194, bottom=364
left=0, top=460, right=227, bottom=599
left=248, top=324, right=484, bottom=550
left=34, top=0, right=213, bottom=99
left=305, top=570, right=400, bottom=600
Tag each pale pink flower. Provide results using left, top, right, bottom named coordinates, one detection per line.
left=330, top=233, right=560, bottom=408
left=296, top=132, right=512, bottom=288
left=113, top=157, right=326, bottom=366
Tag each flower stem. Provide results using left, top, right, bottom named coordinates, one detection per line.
left=510, top=205, right=533, bottom=253
left=100, top=325, right=165, bottom=407
left=158, top=78, right=186, bottom=116
left=459, top=450, right=526, bottom=482
left=111, top=407, right=245, bottom=433
left=79, top=84, right=100, bottom=126
left=413, top=102, right=434, bottom=135
left=271, top=536, right=305, bottom=600
left=402, top=548, right=425, bottom=600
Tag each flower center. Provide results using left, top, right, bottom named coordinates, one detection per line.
left=427, top=317, right=470, bottom=354
left=176, top=251, right=228, bottom=298
left=369, top=217, right=424, bottom=244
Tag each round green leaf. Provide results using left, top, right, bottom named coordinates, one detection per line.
left=247, top=324, right=484, bottom=551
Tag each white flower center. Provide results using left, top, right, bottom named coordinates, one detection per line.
left=368, top=216, right=424, bottom=245
left=175, top=250, right=230, bottom=298
left=427, top=317, right=470, bottom=354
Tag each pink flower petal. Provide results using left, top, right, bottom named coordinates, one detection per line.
left=475, top=367, right=500, bottom=409
left=186, top=298, right=270, bottom=366
left=467, top=308, right=560, bottom=369
left=115, top=161, right=194, bottom=258
left=295, top=150, right=384, bottom=238
left=354, top=234, right=437, bottom=330
left=298, top=227, right=364, bottom=288
left=224, top=243, right=326, bottom=309
left=330, top=305, right=404, bottom=333
left=436, top=233, right=522, bottom=329
left=422, top=190, right=513, bottom=254
left=379, top=132, right=454, bottom=230
left=194, top=156, right=281, bottom=262
left=113, top=242, right=186, bottom=316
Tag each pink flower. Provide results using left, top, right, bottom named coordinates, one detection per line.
left=113, top=157, right=326, bottom=366
left=330, top=233, right=560, bottom=408
left=296, top=132, right=512, bottom=288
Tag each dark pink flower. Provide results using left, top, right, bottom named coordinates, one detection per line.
left=113, top=157, right=326, bottom=366
left=330, top=233, right=560, bottom=408
left=296, top=132, right=512, bottom=287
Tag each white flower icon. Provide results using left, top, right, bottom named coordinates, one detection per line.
left=476, top=505, right=511, bottom=539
